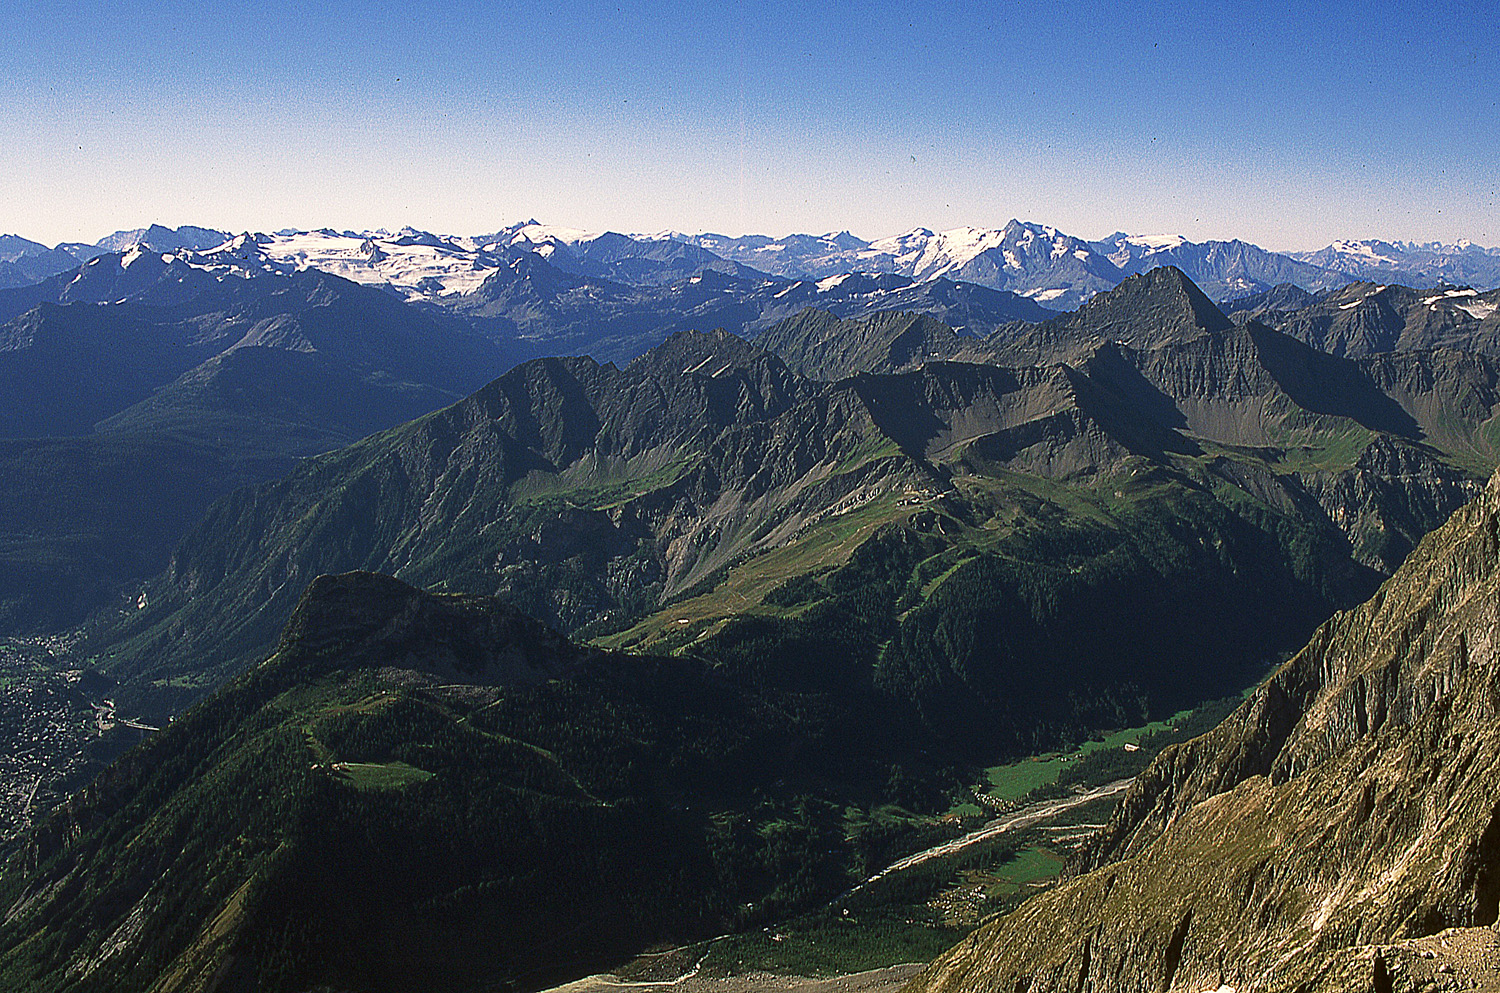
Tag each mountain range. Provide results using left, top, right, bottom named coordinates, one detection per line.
left=1230, top=280, right=1500, bottom=358
left=6, top=213, right=1500, bottom=992
left=83, top=268, right=1495, bottom=752
left=677, top=223, right=1500, bottom=305
left=5, top=243, right=1498, bottom=730
left=7, top=221, right=1499, bottom=312
left=3, top=378, right=1499, bottom=990
left=0, top=239, right=512, bottom=631
left=0, top=226, right=228, bottom=290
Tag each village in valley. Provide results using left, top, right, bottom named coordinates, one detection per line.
left=0, top=638, right=148, bottom=847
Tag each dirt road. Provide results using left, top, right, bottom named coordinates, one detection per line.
left=835, top=777, right=1134, bottom=904
left=538, top=962, right=927, bottom=993
left=535, top=779, right=1133, bottom=993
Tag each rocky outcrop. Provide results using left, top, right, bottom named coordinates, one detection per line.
left=907, top=470, right=1500, bottom=993
left=1296, top=436, right=1484, bottom=573
left=1261, top=282, right=1500, bottom=360
left=755, top=309, right=971, bottom=380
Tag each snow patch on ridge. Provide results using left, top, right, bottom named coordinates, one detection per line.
left=258, top=229, right=500, bottom=301
left=1123, top=233, right=1187, bottom=251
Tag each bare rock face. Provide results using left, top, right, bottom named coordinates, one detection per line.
left=1295, top=436, right=1484, bottom=573
left=908, top=470, right=1500, bottom=993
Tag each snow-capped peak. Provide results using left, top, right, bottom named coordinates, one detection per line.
left=508, top=223, right=598, bottom=247
left=189, top=233, right=294, bottom=278
left=1122, top=233, right=1187, bottom=251
left=1325, top=240, right=1402, bottom=266
left=252, top=228, right=505, bottom=301
left=867, top=226, right=1009, bottom=280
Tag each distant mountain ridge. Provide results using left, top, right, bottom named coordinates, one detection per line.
left=406, top=247, right=1053, bottom=364
left=1290, top=237, right=1500, bottom=287
left=11, top=221, right=1498, bottom=308
left=1091, top=231, right=1347, bottom=301
left=679, top=223, right=1499, bottom=304
left=0, top=239, right=513, bottom=631
left=0, top=235, right=87, bottom=291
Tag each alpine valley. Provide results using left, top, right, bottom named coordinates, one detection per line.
left=1, top=218, right=1500, bottom=993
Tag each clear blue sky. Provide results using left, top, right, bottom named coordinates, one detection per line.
left=2, top=0, right=1495, bottom=249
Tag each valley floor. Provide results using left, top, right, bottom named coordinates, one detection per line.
left=837, top=777, right=1133, bottom=906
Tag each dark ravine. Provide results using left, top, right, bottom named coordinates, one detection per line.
left=906, top=467, right=1500, bottom=993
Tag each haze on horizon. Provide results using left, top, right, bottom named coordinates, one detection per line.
left=2, top=0, right=1495, bottom=252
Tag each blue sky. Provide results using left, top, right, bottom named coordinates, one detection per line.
left=1, top=0, right=1495, bottom=249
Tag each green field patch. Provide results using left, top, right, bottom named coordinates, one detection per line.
left=1438, top=413, right=1500, bottom=477
left=827, top=435, right=904, bottom=477
left=964, top=846, right=1067, bottom=916
left=1268, top=424, right=1375, bottom=473
left=700, top=908, right=957, bottom=979
left=917, top=556, right=973, bottom=603
left=1479, top=414, right=1500, bottom=459
left=595, top=493, right=914, bottom=652
left=951, top=470, right=1120, bottom=530
left=508, top=453, right=700, bottom=510
left=150, top=673, right=217, bottom=690
left=331, top=761, right=434, bottom=791
left=979, top=712, right=1187, bottom=804
left=989, top=845, right=1065, bottom=888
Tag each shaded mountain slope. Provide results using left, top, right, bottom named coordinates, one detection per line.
left=1221, top=281, right=1320, bottom=322
left=0, top=245, right=515, bottom=633
left=0, top=431, right=296, bottom=632
left=755, top=309, right=972, bottom=379
left=907, top=467, right=1500, bottom=993
left=89, top=337, right=925, bottom=709
left=0, top=262, right=500, bottom=440
left=752, top=273, right=1497, bottom=459
left=756, top=272, right=1499, bottom=574
left=1072, top=323, right=1492, bottom=573
left=0, top=235, right=88, bottom=290
left=0, top=572, right=899, bottom=993
left=1255, top=281, right=1500, bottom=359
left=982, top=266, right=1234, bottom=366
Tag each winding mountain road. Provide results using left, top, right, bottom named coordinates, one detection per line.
left=835, top=777, right=1135, bottom=905
left=537, top=778, right=1135, bottom=993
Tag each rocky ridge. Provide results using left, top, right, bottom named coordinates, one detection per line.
left=93, top=269, right=1500, bottom=727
